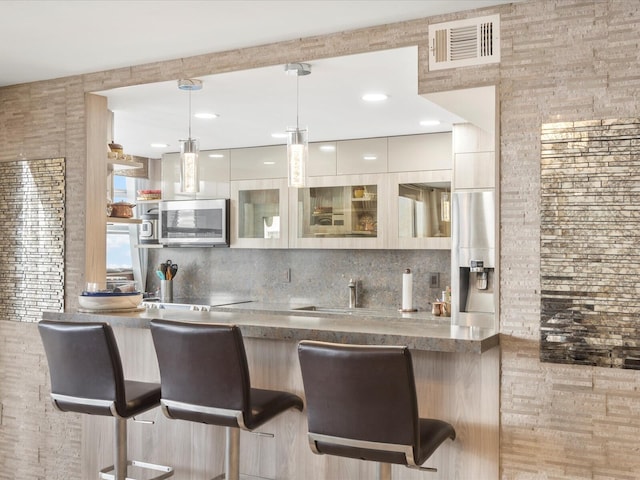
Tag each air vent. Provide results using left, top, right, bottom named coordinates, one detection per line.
left=428, top=14, right=500, bottom=71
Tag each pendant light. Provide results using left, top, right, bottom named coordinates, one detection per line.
left=178, top=78, right=203, bottom=193
left=285, top=63, right=311, bottom=188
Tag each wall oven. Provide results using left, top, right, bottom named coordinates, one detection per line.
left=159, top=198, right=230, bottom=247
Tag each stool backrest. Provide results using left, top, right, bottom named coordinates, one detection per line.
left=150, top=319, right=251, bottom=425
left=38, top=320, right=125, bottom=416
left=298, top=341, right=420, bottom=462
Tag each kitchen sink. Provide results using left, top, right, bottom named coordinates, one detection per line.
left=293, top=306, right=389, bottom=316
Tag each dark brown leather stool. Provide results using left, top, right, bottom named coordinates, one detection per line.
left=297, top=340, right=455, bottom=480
left=150, top=319, right=304, bottom=480
left=38, top=320, right=173, bottom=480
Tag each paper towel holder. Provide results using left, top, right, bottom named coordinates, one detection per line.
left=399, top=268, right=418, bottom=313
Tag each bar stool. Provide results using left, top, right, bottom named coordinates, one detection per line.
left=38, top=320, right=173, bottom=480
left=297, top=340, right=456, bottom=480
left=150, top=319, right=304, bottom=480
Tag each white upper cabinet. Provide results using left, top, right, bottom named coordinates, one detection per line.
left=452, top=123, right=495, bottom=190
left=308, top=142, right=337, bottom=176
left=157, top=134, right=456, bottom=250
left=230, top=145, right=287, bottom=180
left=289, top=173, right=388, bottom=249
left=231, top=178, right=289, bottom=249
left=387, top=170, right=452, bottom=250
left=161, top=149, right=230, bottom=200
left=387, top=133, right=452, bottom=172
left=337, top=138, right=388, bottom=175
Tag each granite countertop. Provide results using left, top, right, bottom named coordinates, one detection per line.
left=43, top=303, right=499, bottom=354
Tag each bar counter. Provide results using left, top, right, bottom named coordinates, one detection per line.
left=43, top=306, right=498, bottom=354
left=42, top=306, right=500, bottom=480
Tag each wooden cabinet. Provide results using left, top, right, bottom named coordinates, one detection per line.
left=336, top=137, right=388, bottom=175
left=289, top=174, right=387, bottom=249
left=161, top=149, right=230, bottom=200
left=231, top=179, right=289, bottom=248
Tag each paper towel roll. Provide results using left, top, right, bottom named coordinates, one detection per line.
left=402, top=269, right=413, bottom=311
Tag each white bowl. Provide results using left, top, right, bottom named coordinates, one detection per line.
left=78, top=292, right=143, bottom=311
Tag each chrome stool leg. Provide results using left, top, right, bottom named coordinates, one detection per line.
left=116, top=417, right=127, bottom=479
left=378, top=463, right=392, bottom=480
left=226, top=427, right=241, bottom=480
left=99, top=417, right=174, bottom=480
left=211, top=426, right=241, bottom=480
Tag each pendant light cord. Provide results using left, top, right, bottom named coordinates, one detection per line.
left=296, top=69, right=300, bottom=130
left=188, top=89, right=192, bottom=139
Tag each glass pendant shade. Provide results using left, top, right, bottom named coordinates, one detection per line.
left=287, top=127, right=308, bottom=188
left=180, top=138, right=199, bottom=193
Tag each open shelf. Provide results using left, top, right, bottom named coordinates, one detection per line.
left=107, top=217, right=142, bottom=224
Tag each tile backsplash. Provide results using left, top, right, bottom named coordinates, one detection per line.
left=147, top=248, right=450, bottom=311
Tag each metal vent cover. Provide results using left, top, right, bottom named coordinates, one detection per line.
left=428, top=14, right=500, bottom=71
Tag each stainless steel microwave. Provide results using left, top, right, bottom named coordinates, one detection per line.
left=159, top=199, right=230, bottom=247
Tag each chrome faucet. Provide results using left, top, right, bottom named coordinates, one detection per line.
left=348, top=278, right=358, bottom=308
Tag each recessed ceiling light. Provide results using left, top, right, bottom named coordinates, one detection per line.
left=263, top=161, right=276, bottom=165
left=271, top=133, right=287, bottom=139
left=208, top=154, right=224, bottom=158
left=150, top=143, right=169, bottom=148
left=419, top=120, right=441, bottom=127
left=319, top=145, right=336, bottom=152
left=362, top=93, right=388, bottom=102
left=194, top=112, right=219, bottom=119
left=363, top=155, right=377, bottom=161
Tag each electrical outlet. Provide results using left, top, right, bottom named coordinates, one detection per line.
left=284, top=268, right=291, bottom=283
left=429, top=273, right=440, bottom=288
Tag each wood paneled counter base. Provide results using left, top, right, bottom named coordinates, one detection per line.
left=43, top=309, right=499, bottom=480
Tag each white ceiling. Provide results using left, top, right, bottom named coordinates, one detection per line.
left=101, top=46, right=468, bottom=156
left=0, top=0, right=514, bottom=156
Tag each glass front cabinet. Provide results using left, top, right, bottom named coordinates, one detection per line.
left=290, top=174, right=387, bottom=249
left=387, top=170, right=452, bottom=249
left=231, top=179, right=289, bottom=248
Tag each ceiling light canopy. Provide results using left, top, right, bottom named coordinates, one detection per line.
left=419, top=119, right=441, bottom=127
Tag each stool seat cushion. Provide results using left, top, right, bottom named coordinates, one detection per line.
left=120, top=380, right=162, bottom=418
left=415, top=418, right=457, bottom=466
left=53, top=380, right=161, bottom=418
left=245, top=388, right=304, bottom=430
